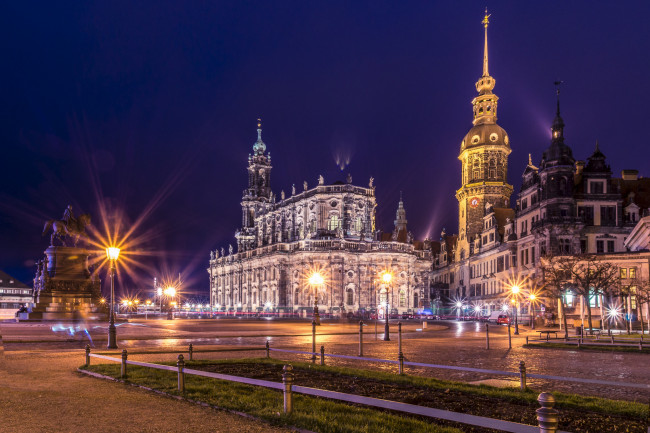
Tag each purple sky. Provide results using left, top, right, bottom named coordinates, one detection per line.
left=2, top=1, right=650, bottom=295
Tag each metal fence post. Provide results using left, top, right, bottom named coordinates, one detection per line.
left=282, top=365, right=294, bottom=414
left=508, top=322, right=512, bottom=349
left=121, top=349, right=128, bottom=379
left=85, top=344, right=90, bottom=366
left=311, top=320, right=317, bottom=363
left=519, top=361, right=526, bottom=390
left=266, top=340, right=270, bottom=358
left=359, top=320, right=364, bottom=357
left=485, top=324, right=490, bottom=350
left=320, top=345, right=325, bottom=365
left=177, top=354, right=185, bottom=392
left=536, top=392, right=559, bottom=433
left=398, top=322, right=404, bottom=375
left=188, top=343, right=193, bottom=361
left=526, top=336, right=529, bottom=345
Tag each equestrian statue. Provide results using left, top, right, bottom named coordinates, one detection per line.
left=42, top=205, right=91, bottom=247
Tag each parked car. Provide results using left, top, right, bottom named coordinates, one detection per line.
left=487, top=311, right=510, bottom=324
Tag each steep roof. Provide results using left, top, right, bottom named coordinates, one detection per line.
left=0, top=270, right=29, bottom=288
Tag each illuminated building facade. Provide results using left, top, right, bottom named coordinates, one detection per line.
left=208, top=121, right=431, bottom=315
left=431, top=13, right=650, bottom=323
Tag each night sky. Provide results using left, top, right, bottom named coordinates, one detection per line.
left=2, top=1, right=650, bottom=296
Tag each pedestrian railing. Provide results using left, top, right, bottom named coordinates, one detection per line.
left=82, top=348, right=566, bottom=433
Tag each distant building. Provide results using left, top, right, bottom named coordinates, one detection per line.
left=208, top=120, right=431, bottom=316
left=0, top=270, right=33, bottom=319
left=430, top=12, right=650, bottom=324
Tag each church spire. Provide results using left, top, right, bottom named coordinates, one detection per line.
left=482, top=8, right=490, bottom=77
left=551, top=82, right=565, bottom=143
left=253, top=117, right=266, bottom=155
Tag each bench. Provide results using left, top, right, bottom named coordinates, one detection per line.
left=538, top=330, right=559, bottom=341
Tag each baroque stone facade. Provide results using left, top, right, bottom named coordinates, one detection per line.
left=431, top=13, right=650, bottom=322
left=208, top=121, right=431, bottom=315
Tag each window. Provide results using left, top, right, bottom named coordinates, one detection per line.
left=578, top=206, right=594, bottom=225
left=600, top=206, right=616, bottom=226
left=399, top=290, right=406, bottom=308
left=589, top=290, right=600, bottom=308
left=531, top=247, right=535, bottom=263
left=521, top=198, right=528, bottom=210
left=620, top=268, right=628, bottom=279
left=596, top=240, right=604, bottom=253
left=559, top=238, right=571, bottom=254
left=295, top=289, right=300, bottom=304
left=497, top=256, right=504, bottom=272
left=580, top=239, right=587, bottom=253
left=590, top=181, right=604, bottom=194
left=413, top=293, right=419, bottom=308
left=607, top=240, right=615, bottom=253
left=564, top=291, right=574, bottom=307
left=630, top=268, right=637, bottom=279
left=328, top=215, right=340, bottom=230
left=346, top=288, right=354, bottom=306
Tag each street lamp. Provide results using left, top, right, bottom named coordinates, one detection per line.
left=382, top=272, right=393, bottom=341
left=308, top=271, right=324, bottom=325
left=511, top=285, right=520, bottom=335
left=106, top=247, right=120, bottom=349
left=529, top=294, right=537, bottom=330
left=156, top=287, right=163, bottom=314
left=165, top=286, right=176, bottom=319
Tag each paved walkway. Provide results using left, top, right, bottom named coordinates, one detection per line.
left=0, top=349, right=291, bottom=433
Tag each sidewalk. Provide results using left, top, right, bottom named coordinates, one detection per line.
left=0, top=350, right=292, bottom=433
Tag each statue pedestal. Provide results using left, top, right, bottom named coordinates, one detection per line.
left=26, top=246, right=106, bottom=321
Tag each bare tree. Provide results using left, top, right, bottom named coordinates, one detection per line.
left=538, top=254, right=580, bottom=339
left=569, top=255, right=620, bottom=333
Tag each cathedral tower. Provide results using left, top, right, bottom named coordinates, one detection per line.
left=455, top=11, right=513, bottom=260
left=237, top=119, right=272, bottom=252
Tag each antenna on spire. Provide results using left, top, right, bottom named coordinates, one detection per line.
left=554, top=80, right=563, bottom=116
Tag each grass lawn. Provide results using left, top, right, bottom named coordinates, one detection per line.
left=80, top=358, right=649, bottom=433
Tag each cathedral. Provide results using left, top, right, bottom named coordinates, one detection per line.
left=430, top=12, right=650, bottom=324
left=208, top=120, right=431, bottom=316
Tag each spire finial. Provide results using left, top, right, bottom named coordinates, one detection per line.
left=482, top=8, right=491, bottom=77
left=528, top=153, right=532, bottom=165
left=253, top=117, right=266, bottom=155
left=400, top=190, right=403, bottom=202
left=257, top=117, right=262, bottom=140
left=595, top=139, right=599, bottom=152
left=554, top=81, right=563, bottom=117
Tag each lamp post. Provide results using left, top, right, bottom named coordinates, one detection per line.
left=529, top=294, right=536, bottom=330
left=382, top=272, right=393, bottom=341
left=165, top=286, right=176, bottom=319
left=308, top=272, right=324, bottom=325
left=156, top=287, right=163, bottom=315
left=106, top=247, right=120, bottom=349
left=511, top=285, right=520, bottom=335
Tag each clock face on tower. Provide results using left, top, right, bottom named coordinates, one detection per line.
left=469, top=197, right=480, bottom=208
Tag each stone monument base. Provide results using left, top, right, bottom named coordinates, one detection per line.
left=25, top=246, right=106, bottom=321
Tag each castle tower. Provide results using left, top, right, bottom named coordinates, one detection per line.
left=237, top=119, right=272, bottom=252
left=455, top=11, right=513, bottom=261
left=392, top=192, right=409, bottom=242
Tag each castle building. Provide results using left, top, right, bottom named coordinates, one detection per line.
left=208, top=120, right=431, bottom=316
left=431, top=12, right=650, bottom=323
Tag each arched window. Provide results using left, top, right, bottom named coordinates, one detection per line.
left=328, top=214, right=340, bottom=230
left=346, top=288, right=354, bottom=306
left=379, top=288, right=387, bottom=304
left=399, top=290, right=406, bottom=308
left=413, top=293, right=419, bottom=308
left=354, top=218, right=362, bottom=233
left=295, top=289, right=300, bottom=305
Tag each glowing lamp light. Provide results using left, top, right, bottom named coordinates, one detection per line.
left=156, top=287, right=163, bottom=297
left=511, top=299, right=516, bottom=304
left=106, top=247, right=120, bottom=261
left=511, top=285, right=520, bottom=294
left=501, top=304, right=509, bottom=311
left=100, top=298, right=106, bottom=304
left=382, top=272, right=393, bottom=284
left=309, top=272, right=324, bottom=286
left=455, top=301, right=462, bottom=308
left=122, top=300, right=128, bottom=305
left=164, top=286, right=176, bottom=297
left=215, top=303, right=221, bottom=310
left=264, top=301, right=273, bottom=309
left=529, top=294, right=536, bottom=301
left=145, top=300, right=151, bottom=305
left=474, top=305, right=481, bottom=312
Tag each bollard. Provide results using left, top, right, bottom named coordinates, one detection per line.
left=177, top=354, right=185, bottom=392
left=508, top=322, right=512, bottom=349
left=519, top=361, right=526, bottom=390
left=282, top=365, right=294, bottom=414
left=85, top=344, right=90, bottom=366
left=121, top=349, right=128, bottom=379
left=485, top=324, right=490, bottom=350
left=359, top=320, right=364, bottom=357
left=320, top=345, right=325, bottom=366
left=311, top=320, right=317, bottom=362
left=188, top=343, right=193, bottom=361
left=398, top=352, right=405, bottom=375
left=526, top=335, right=529, bottom=345
left=265, top=340, right=270, bottom=358
left=536, top=392, right=559, bottom=433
